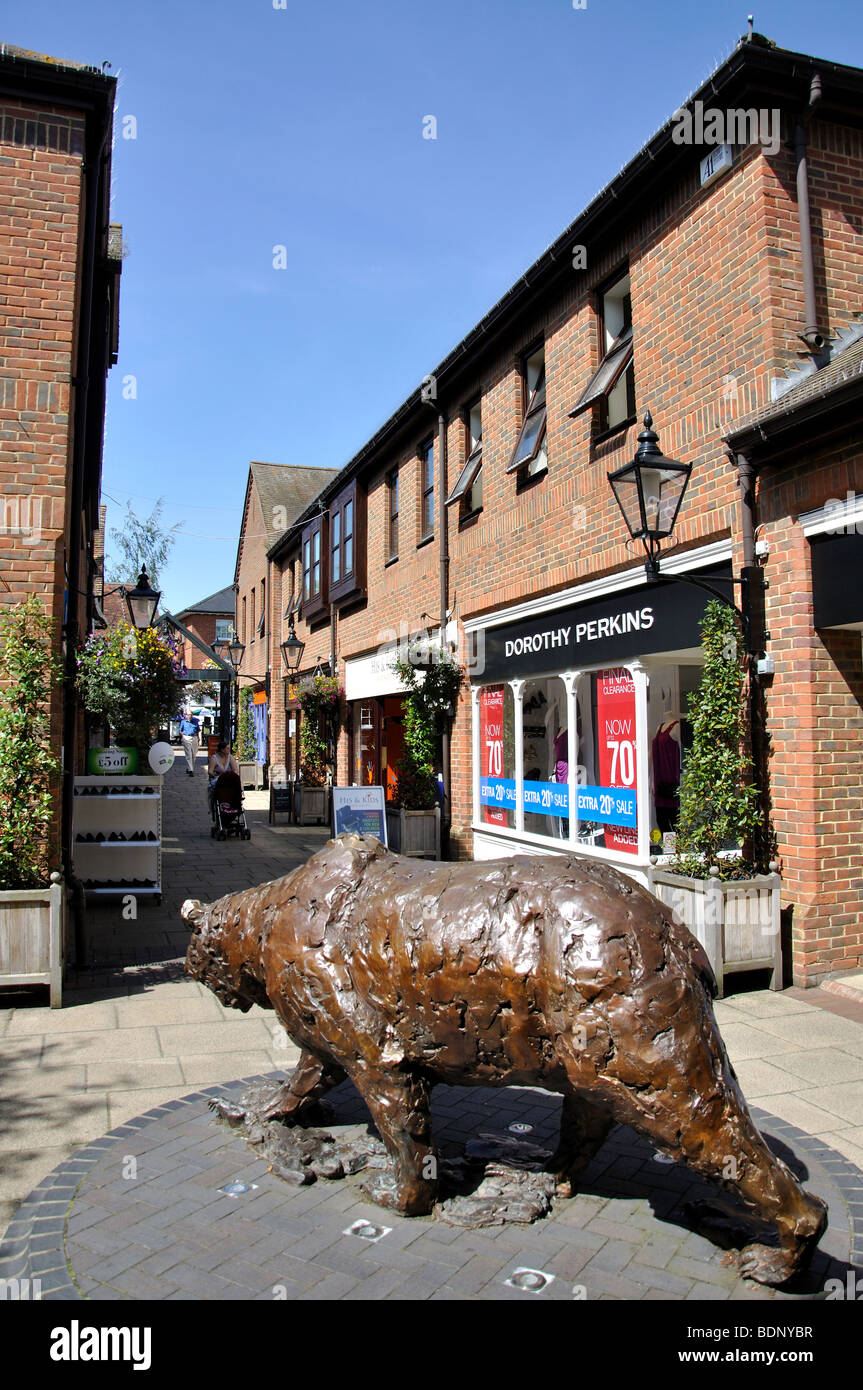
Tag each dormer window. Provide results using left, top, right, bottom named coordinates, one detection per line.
left=300, top=513, right=328, bottom=621
left=328, top=480, right=366, bottom=605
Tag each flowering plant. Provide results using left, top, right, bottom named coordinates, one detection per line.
left=297, top=675, right=344, bottom=785
left=76, top=622, right=183, bottom=749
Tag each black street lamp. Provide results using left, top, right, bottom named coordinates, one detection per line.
left=608, top=413, right=692, bottom=580
left=280, top=617, right=305, bottom=674
left=124, top=567, right=161, bottom=629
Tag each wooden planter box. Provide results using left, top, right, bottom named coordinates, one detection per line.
left=238, top=761, right=264, bottom=790
left=294, top=784, right=329, bottom=826
left=385, top=805, right=441, bottom=860
left=647, top=866, right=782, bottom=997
left=0, top=875, right=66, bottom=1008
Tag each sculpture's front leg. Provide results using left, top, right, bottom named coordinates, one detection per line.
left=259, top=1048, right=345, bottom=1124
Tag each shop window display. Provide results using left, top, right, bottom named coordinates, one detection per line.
left=479, top=684, right=516, bottom=829
left=522, top=677, right=569, bottom=838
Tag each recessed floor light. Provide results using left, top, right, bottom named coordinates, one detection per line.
left=508, top=1122, right=533, bottom=1134
left=219, top=1180, right=258, bottom=1197
left=344, top=1219, right=392, bottom=1243
left=505, top=1267, right=555, bottom=1293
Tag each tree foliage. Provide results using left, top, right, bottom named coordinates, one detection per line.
left=106, top=498, right=183, bottom=590
left=0, top=596, right=61, bottom=889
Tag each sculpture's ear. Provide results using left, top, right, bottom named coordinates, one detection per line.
left=181, top=898, right=207, bottom=928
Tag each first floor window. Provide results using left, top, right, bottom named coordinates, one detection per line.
left=420, top=441, right=435, bottom=540
left=506, top=345, right=547, bottom=478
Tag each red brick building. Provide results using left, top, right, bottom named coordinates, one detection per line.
left=0, top=46, right=120, bottom=884
left=234, top=462, right=338, bottom=761
left=172, top=585, right=234, bottom=671
left=257, top=33, right=861, bottom=987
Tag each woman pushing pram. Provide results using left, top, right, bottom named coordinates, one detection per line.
left=208, top=741, right=251, bottom=840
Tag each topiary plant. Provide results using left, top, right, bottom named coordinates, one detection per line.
left=670, top=600, right=761, bottom=880
left=391, top=645, right=462, bottom=810
left=236, top=688, right=256, bottom=762
left=0, top=595, right=61, bottom=890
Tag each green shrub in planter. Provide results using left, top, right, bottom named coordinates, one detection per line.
left=0, top=595, right=61, bottom=890
left=670, top=600, right=761, bottom=881
left=392, top=647, right=462, bottom=810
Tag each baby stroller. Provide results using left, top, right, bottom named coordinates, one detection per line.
left=210, top=770, right=251, bottom=840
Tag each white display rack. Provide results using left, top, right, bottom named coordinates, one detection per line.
left=72, top=775, right=162, bottom=902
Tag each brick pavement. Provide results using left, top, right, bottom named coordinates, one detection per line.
left=2, top=748, right=863, bottom=1298
left=1, top=1074, right=860, bottom=1302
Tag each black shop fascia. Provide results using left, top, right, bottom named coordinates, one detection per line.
left=475, top=564, right=731, bottom=684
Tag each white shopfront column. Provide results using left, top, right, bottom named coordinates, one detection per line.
left=470, top=683, right=481, bottom=826
left=562, top=670, right=581, bottom=847
left=510, top=679, right=525, bottom=836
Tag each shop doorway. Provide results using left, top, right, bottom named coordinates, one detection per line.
left=350, top=696, right=407, bottom=800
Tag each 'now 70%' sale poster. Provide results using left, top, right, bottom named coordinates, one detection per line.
left=590, top=667, right=638, bottom=855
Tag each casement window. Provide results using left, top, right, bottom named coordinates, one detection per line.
left=569, top=270, right=636, bottom=434
left=387, top=469, right=399, bottom=561
left=506, top=345, right=547, bottom=478
left=215, top=618, right=232, bottom=642
left=447, top=399, right=483, bottom=515
left=329, top=480, right=366, bottom=604
left=258, top=578, right=266, bottom=637
left=250, top=587, right=256, bottom=641
left=241, top=597, right=247, bottom=643
left=300, top=513, right=328, bottom=621
left=419, top=440, right=435, bottom=541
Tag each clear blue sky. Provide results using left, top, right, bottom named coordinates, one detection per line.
left=4, top=0, right=861, bottom=611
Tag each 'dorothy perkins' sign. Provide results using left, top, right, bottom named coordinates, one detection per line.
left=475, top=568, right=729, bottom=683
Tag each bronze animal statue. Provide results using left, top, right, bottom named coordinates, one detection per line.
left=182, top=834, right=826, bottom=1285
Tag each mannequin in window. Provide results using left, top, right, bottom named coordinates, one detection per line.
left=652, top=709, right=682, bottom=832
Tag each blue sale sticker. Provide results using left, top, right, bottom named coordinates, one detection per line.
left=480, top=776, right=517, bottom=809
left=577, top=784, right=637, bottom=828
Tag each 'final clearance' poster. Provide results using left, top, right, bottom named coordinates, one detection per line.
left=480, top=685, right=507, bottom=826
left=595, top=667, right=638, bottom=855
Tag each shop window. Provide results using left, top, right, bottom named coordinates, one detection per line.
left=300, top=513, right=328, bottom=622
left=329, top=480, right=366, bottom=604
left=419, top=440, right=435, bottom=542
left=478, top=684, right=516, bottom=829
left=387, top=469, right=399, bottom=561
left=576, top=668, right=639, bottom=855
left=447, top=400, right=483, bottom=516
left=569, top=271, right=636, bottom=434
left=521, top=677, right=570, bottom=838
left=506, top=345, right=547, bottom=480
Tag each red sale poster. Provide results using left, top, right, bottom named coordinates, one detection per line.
left=596, top=667, right=638, bottom=855
left=480, top=685, right=507, bottom=826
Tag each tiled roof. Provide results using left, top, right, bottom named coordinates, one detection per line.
left=176, top=585, right=235, bottom=617
left=727, top=332, right=863, bottom=441
left=250, top=462, right=339, bottom=550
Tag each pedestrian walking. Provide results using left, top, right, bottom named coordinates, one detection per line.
left=179, top=709, right=201, bottom=775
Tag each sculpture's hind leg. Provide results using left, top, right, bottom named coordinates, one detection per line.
left=351, top=1065, right=438, bottom=1216
left=556, top=1023, right=826, bottom=1286
left=258, top=1048, right=345, bottom=1123
left=549, top=1091, right=614, bottom=1198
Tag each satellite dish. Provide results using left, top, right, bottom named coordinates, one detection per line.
left=148, top=741, right=174, bottom=775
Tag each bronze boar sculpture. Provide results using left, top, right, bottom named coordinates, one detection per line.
left=182, top=834, right=826, bottom=1285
